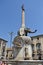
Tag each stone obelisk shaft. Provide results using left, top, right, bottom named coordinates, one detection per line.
left=22, top=5, right=25, bottom=28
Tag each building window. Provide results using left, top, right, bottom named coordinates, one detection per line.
left=36, top=43, right=41, bottom=51
left=2, top=46, right=5, bottom=56
left=31, top=38, right=33, bottom=41
left=31, top=44, right=35, bottom=57
left=36, top=43, right=41, bottom=60
left=37, top=37, right=39, bottom=40
left=31, top=44, right=34, bottom=51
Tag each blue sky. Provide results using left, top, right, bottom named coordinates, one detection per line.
left=0, top=0, right=43, bottom=47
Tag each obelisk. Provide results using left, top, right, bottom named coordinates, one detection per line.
left=22, top=5, right=25, bottom=28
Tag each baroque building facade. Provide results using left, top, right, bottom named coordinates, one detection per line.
left=31, top=35, right=43, bottom=60
left=0, top=38, right=7, bottom=59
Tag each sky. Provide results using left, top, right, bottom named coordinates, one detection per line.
left=0, top=0, right=43, bottom=47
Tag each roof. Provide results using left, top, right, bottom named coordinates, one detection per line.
left=0, top=38, right=8, bottom=42
left=31, top=34, right=43, bottom=38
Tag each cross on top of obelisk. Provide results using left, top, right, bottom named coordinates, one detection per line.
left=22, top=4, right=25, bottom=11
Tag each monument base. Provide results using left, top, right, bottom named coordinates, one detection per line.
left=2, top=60, right=43, bottom=65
